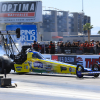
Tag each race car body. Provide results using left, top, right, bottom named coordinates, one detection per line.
left=0, top=45, right=100, bottom=78
left=14, top=51, right=77, bottom=75
left=13, top=46, right=100, bottom=78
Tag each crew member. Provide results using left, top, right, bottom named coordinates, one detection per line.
left=49, top=41, right=55, bottom=54
left=32, top=41, right=39, bottom=51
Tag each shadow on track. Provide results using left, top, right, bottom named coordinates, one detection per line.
left=8, top=72, right=100, bottom=80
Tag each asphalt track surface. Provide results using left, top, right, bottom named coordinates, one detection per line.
left=0, top=71, right=100, bottom=100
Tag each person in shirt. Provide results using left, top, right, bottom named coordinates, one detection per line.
left=84, top=41, right=88, bottom=53
left=32, top=41, right=39, bottom=51
left=49, top=41, right=55, bottom=54
left=89, top=42, right=94, bottom=53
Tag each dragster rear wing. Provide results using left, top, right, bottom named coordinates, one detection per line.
left=0, top=28, right=20, bottom=59
left=0, top=28, right=20, bottom=38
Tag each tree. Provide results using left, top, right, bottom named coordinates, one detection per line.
left=98, top=30, right=100, bottom=35
left=83, top=23, right=93, bottom=42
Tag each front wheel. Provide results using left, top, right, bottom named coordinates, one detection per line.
left=92, top=64, right=99, bottom=77
left=76, top=64, right=84, bottom=78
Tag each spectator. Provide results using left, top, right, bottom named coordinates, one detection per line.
left=32, top=41, right=39, bottom=51
left=45, top=43, right=49, bottom=54
left=89, top=42, right=94, bottom=53
left=60, top=42, right=64, bottom=53
left=67, top=42, right=71, bottom=47
left=49, top=41, right=55, bottom=54
left=91, top=39, right=96, bottom=54
left=57, top=42, right=61, bottom=53
left=84, top=41, right=88, bottom=53
left=65, top=42, right=68, bottom=48
left=96, top=41, right=99, bottom=54
left=98, top=41, right=100, bottom=54
left=79, top=42, right=84, bottom=53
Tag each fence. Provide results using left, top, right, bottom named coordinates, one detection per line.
left=39, top=45, right=99, bottom=55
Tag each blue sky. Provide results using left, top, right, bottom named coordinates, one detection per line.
left=42, top=0, right=100, bottom=35
left=0, top=0, right=99, bottom=35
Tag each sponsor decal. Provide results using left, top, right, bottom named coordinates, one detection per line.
left=33, top=61, right=43, bottom=68
left=71, top=68, right=75, bottom=72
left=16, top=66, right=22, bottom=69
left=69, top=67, right=75, bottom=72
left=26, top=66, right=28, bottom=69
left=76, top=57, right=83, bottom=61
left=52, top=55, right=58, bottom=61
left=45, top=65, right=52, bottom=71
left=69, top=67, right=72, bottom=72
left=16, top=66, right=22, bottom=71
left=60, top=66, right=67, bottom=72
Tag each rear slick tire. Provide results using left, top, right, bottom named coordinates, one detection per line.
left=0, top=56, right=12, bottom=74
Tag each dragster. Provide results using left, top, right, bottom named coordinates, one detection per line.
left=0, top=28, right=100, bottom=78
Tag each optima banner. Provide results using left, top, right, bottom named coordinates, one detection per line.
left=0, top=1, right=42, bottom=23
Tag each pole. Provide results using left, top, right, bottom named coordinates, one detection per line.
left=82, top=0, right=83, bottom=12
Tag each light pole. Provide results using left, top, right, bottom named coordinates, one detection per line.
left=82, top=0, right=83, bottom=12
left=82, top=0, right=85, bottom=42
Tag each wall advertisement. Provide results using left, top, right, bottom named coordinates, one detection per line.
left=52, top=55, right=77, bottom=65
left=51, top=55, right=100, bottom=68
left=6, top=25, right=37, bottom=44
left=76, top=55, right=100, bottom=68
left=0, top=1, right=42, bottom=23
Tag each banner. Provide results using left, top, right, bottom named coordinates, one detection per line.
left=76, top=55, right=100, bottom=68
left=6, top=25, right=37, bottom=44
left=51, top=55, right=100, bottom=68
left=0, top=1, right=42, bottom=23
left=52, top=55, right=77, bottom=65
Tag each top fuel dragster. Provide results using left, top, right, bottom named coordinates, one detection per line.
left=0, top=28, right=100, bottom=78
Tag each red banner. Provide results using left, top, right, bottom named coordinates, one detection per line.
left=0, top=12, right=35, bottom=17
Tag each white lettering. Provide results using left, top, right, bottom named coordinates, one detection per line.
left=2, top=4, right=7, bottom=12
left=27, top=35, right=30, bottom=41
left=19, top=4, right=21, bottom=11
left=21, top=30, right=25, bottom=35
left=22, top=35, right=26, bottom=41
left=7, top=4, right=12, bottom=11
left=25, top=30, right=28, bottom=35
left=30, top=3, right=34, bottom=11
left=31, top=35, right=35, bottom=41
left=14, top=4, right=18, bottom=11
left=22, top=4, right=29, bottom=11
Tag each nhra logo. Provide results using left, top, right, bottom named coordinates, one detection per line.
left=76, top=57, right=83, bottom=61
left=33, top=61, right=43, bottom=68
